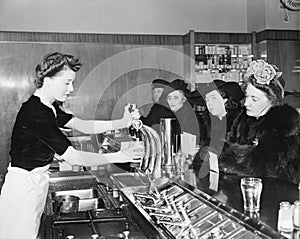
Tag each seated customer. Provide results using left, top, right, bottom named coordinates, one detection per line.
left=201, top=80, right=244, bottom=155
left=140, top=79, right=173, bottom=131
left=219, top=60, right=300, bottom=184
left=162, top=79, right=202, bottom=144
left=191, top=80, right=244, bottom=175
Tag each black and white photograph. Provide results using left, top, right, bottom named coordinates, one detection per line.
left=0, top=1, right=299, bottom=238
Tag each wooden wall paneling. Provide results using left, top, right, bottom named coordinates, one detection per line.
left=256, top=40, right=267, bottom=60
left=0, top=31, right=183, bottom=45
left=255, top=30, right=300, bottom=106
left=67, top=44, right=184, bottom=120
left=194, top=32, right=252, bottom=44
left=183, top=30, right=195, bottom=89
left=251, top=31, right=258, bottom=59
left=266, top=40, right=300, bottom=93
left=0, top=33, right=184, bottom=178
left=0, top=42, right=39, bottom=180
left=256, top=30, right=300, bottom=42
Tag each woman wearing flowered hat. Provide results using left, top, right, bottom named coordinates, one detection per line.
left=219, top=59, right=300, bottom=184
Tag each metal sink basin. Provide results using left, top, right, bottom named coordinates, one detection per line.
left=51, top=188, right=105, bottom=212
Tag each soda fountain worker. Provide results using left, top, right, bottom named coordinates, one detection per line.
left=219, top=60, right=300, bottom=184
left=0, top=52, right=142, bottom=239
left=140, top=79, right=173, bottom=131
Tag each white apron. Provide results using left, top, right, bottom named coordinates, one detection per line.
left=0, top=164, right=50, bottom=239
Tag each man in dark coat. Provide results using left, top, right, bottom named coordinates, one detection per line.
left=140, top=79, right=174, bottom=132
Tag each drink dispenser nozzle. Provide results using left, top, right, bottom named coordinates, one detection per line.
left=128, top=103, right=143, bottom=140
left=130, top=119, right=143, bottom=141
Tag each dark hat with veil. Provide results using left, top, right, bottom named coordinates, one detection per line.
left=152, top=79, right=169, bottom=89
left=188, top=79, right=244, bottom=106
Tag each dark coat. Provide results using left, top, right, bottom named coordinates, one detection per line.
left=140, top=102, right=174, bottom=127
left=219, top=104, right=300, bottom=184
left=201, top=108, right=242, bottom=154
left=192, top=108, right=242, bottom=174
left=172, top=101, right=203, bottom=145
left=140, top=102, right=174, bottom=134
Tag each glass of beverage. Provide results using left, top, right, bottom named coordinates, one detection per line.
left=240, top=177, right=263, bottom=212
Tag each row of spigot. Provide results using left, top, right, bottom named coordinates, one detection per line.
left=133, top=185, right=198, bottom=238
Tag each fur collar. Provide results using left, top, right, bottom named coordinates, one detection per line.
left=264, top=104, right=300, bottom=137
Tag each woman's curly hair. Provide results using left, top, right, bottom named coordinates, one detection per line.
left=241, top=75, right=284, bottom=104
left=34, top=52, right=82, bottom=88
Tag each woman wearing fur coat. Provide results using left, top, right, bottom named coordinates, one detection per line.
left=219, top=60, right=300, bottom=184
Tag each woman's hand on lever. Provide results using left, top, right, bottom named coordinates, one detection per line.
left=122, top=103, right=140, bottom=128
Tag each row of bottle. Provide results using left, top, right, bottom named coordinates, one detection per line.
left=195, top=54, right=252, bottom=71
left=195, top=44, right=251, bottom=56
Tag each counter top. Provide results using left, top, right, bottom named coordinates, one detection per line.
left=186, top=171, right=299, bottom=229
left=48, top=162, right=300, bottom=238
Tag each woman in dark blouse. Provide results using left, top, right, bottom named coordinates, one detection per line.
left=0, top=52, right=141, bottom=239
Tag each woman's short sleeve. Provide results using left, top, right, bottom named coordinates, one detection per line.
left=53, top=102, right=74, bottom=127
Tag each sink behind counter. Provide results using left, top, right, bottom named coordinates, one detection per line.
left=41, top=166, right=160, bottom=239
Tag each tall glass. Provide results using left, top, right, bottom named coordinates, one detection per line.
left=240, top=177, right=263, bottom=212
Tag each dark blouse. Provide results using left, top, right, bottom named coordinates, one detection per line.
left=10, top=95, right=73, bottom=171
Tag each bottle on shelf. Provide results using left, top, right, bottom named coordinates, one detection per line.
left=194, top=43, right=252, bottom=82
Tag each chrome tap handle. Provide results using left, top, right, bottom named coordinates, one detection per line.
left=131, top=119, right=143, bottom=130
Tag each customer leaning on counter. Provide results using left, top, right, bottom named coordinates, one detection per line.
left=0, top=52, right=142, bottom=239
left=191, top=80, right=244, bottom=175
left=219, top=60, right=300, bottom=184
left=201, top=79, right=244, bottom=155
